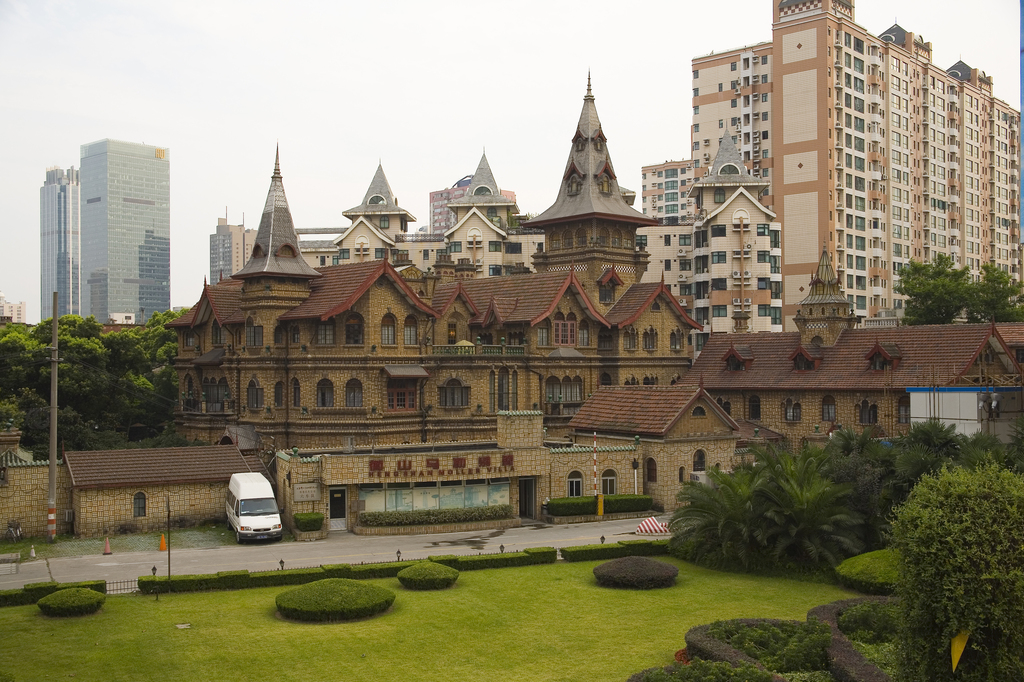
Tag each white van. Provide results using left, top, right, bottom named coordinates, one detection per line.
left=226, top=473, right=283, bottom=543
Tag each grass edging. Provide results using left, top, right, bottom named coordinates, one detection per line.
left=806, top=596, right=893, bottom=682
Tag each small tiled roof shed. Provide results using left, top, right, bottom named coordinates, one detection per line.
left=63, top=445, right=257, bottom=537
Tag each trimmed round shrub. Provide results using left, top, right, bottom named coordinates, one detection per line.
left=837, top=600, right=898, bottom=644
left=37, top=588, right=105, bottom=617
left=397, top=561, right=459, bottom=590
left=292, top=512, right=324, bottom=532
left=891, top=464, right=1024, bottom=681
left=835, top=548, right=897, bottom=595
left=593, top=556, right=678, bottom=589
left=275, top=579, right=395, bottom=622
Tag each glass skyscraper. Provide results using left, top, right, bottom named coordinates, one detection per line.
left=80, top=139, right=170, bottom=323
left=39, top=166, right=81, bottom=319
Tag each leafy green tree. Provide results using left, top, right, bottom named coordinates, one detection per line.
left=891, top=465, right=1024, bottom=681
left=893, top=254, right=971, bottom=325
left=964, top=263, right=1024, bottom=322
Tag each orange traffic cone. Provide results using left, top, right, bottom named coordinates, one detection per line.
left=103, top=537, right=112, bottom=555
left=159, top=534, right=167, bottom=551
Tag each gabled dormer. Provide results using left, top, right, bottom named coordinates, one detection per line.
left=722, top=344, right=754, bottom=371
left=865, top=342, right=902, bottom=371
left=789, top=345, right=823, bottom=371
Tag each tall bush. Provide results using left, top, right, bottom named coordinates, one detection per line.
left=890, top=464, right=1024, bottom=680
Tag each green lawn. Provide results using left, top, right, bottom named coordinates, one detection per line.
left=0, top=558, right=853, bottom=682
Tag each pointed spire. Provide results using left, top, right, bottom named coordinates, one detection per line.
left=468, top=152, right=498, bottom=195
left=585, top=71, right=593, bottom=100
left=343, top=163, right=417, bottom=222
left=233, top=148, right=321, bottom=280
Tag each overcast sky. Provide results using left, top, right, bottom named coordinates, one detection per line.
left=1, top=0, right=1019, bottom=322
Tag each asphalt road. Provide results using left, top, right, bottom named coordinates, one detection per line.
left=0, top=517, right=669, bottom=590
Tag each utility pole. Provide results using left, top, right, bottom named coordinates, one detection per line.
left=48, top=292, right=58, bottom=543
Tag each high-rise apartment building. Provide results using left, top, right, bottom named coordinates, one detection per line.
left=692, top=0, right=1020, bottom=327
left=639, top=159, right=698, bottom=295
left=0, top=292, right=27, bottom=324
left=428, top=173, right=517, bottom=233
left=209, top=218, right=257, bottom=283
left=39, top=166, right=80, bottom=319
left=80, top=139, right=170, bottom=323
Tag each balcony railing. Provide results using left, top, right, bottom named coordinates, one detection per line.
left=432, top=344, right=526, bottom=356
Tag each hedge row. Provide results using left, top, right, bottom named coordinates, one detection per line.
left=292, top=512, right=324, bottom=532
left=559, top=539, right=669, bottom=562
left=359, top=504, right=514, bottom=527
left=806, top=597, right=894, bottom=682
left=428, top=546, right=557, bottom=571
left=546, top=494, right=653, bottom=516
left=0, top=580, right=106, bottom=608
left=397, top=562, right=459, bottom=591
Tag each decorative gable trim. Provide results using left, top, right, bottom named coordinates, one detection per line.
left=598, top=267, right=624, bottom=286
left=703, top=186, right=778, bottom=221
left=334, top=216, right=397, bottom=247
left=444, top=206, right=508, bottom=239
left=788, top=345, right=822, bottom=371
left=530, top=271, right=610, bottom=328
left=864, top=341, right=902, bottom=370
left=318, top=260, right=438, bottom=322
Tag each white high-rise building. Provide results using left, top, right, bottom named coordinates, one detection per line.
left=209, top=218, right=257, bottom=283
left=0, top=292, right=27, bottom=324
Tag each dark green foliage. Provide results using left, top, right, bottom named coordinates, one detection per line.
left=348, top=561, right=418, bottom=579
left=559, top=543, right=629, bottom=562
left=545, top=496, right=596, bottom=515
left=292, top=512, right=324, bottom=532
left=685, top=622, right=768, bottom=670
left=523, top=546, right=558, bottom=563
left=456, top=552, right=533, bottom=570
left=545, top=494, right=652, bottom=516
left=249, top=567, right=325, bottom=588
left=634, top=659, right=776, bottom=682
left=0, top=589, right=34, bottom=607
left=837, top=601, right=897, bottom=644
left=891, top=464, right=1024, bottom=681
left=321, top=563, right=355, bottom=579
left=592, top=556, right=678, bottom=589
left=21, top=582, right=61, bottom=602
left=215, top=570, right=250, bottom=590
left=426, top=554, right=460, bottom=569
left=617, top=539, right=669, bottom=556
left=602, top=494, right=653, bottom=514
left=705, top=618, right=831, bottom=673
left=275, top=579, right=395, bottom=622
left=358, top=504, right=513, bottom=527
left=37, top=588, right=105, bottom=617
left=807, top=597, right=894, bottom=682
left=397, top=561, right=459, bottom=590
left=834, top=549, right=897, bottom=595
left=893, top=253, right=972, bottom=325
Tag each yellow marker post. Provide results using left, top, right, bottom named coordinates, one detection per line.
left=951, top=631, right=969, bottom=672
left=597, top=494, right=604, bottom=516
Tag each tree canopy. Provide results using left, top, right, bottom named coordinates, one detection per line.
left=895, top=255, right=1024, bottom=324
left=0, top=310, right=188, bottom=457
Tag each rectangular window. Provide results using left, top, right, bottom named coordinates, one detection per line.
left=340, top=248, right=350, bottom=259
left=678, top=234, right=691, bottom=246
left=449, top=242, right=462, bottom=253
left=664, top=259, right=672, bottom=271
left=712, top=305, right=728, bottom=317
left=711, top=224, right=727, bottom=237
left=554, top=320, right=576, bottom=346
left=856, top=256, right=866, bottom=270
left=711, top=251, right=727, bottom=264
left=758, top=304, right=771, bottom=317
left=537, top=326, right=550, bottom=346
left=757, top=250, right=770, bottom=263
left=374, top=248, right=386, bottom=259
left=711, top=278, right=727, bottom=290
left=488, top=241, right=502, bottom=252
left=489, top=265, right=502, bottom=276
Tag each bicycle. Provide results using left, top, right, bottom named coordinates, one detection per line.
left=4, top=520, right=22, bottom=543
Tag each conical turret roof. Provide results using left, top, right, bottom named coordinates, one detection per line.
left=233, top=148, right=321, bottom=280
left=448, top=153, right=515, bottom=208
left=343, top=163, right=416, bottom=222
left=799, top=248, right=850, bottom=307
left=526, top=77, right=655, bottom=228
left=691, top=134, right=768, bottom=190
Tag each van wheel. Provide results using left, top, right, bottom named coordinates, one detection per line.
left=236, top=531, right=242, bottom=544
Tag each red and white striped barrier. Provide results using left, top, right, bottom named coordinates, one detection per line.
left=636, top=517, right=670, bottom=535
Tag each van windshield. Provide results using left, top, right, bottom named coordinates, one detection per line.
left=239, top=498, right=279, bottom=516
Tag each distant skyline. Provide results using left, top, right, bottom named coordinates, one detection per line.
left=1, top=0, right=1019, bottom=322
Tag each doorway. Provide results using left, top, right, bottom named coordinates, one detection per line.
left=329, top=487, right=347, bottom=531
left=518, top=477, right=535, bottom=519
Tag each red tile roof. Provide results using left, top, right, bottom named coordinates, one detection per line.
left=692, top=323, right=1023, bottom=391
left=64, top=445, right=251, bottom=490
left=168, top=279, right=244, bottom=328
left=569, top=385, right=736, bottom=436
left=605, top=281, right=701, bottom=329
left=278, top=260, right=436, bottom=321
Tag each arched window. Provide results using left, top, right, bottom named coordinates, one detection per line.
left=247, top=379, right=263, bottom=409
left=567, top=471, right=583, bottom=497
left=316, top=379, right=334, bottom=408
left=563, top=230, right=573, bottom=248
left=859, top=399, right=878, bottom=424
left=380, top=315, right=396, bottom=345
left=601, top=469, right=617, bottom=495
left=245, top=317, right=263, bottom=347
left=714, top=188, right=726, bottom=202
left=133, top=492, right=147, bottom=517
left=679, top=466, right=687, bottom=483
left=486, top=206, right=497, bottom=218
left=345, top=315, right=364, bottom=345
left=598, top=175, right=611, bottom=194
left=403, top=315, right=418, bottom=346
left=623, top=327, right=637, bottom=350
left=749, top=395, right=761, bottom=420
left=545, top=376, right=562, bottom=403
left=345, top=379, right=362, bottom=407
left=692, top=406, right=706, bottom=417
left=368, top=194, right=385, bottom=205
left=793, top=354, right=815, bottom=371
left=292, top=378, right=300, bottom=408
left=645, top=458, right=657, bottom=483
left=670, top=330, right=681, bottom=350
left=642, top=328, right=657, bottom=350
left=693, top=450, right=706, bottom=472
left=290, top=325, right=301, bottom=344
left=785, top=399, right=802, bottom=422
left=316, top=319, right=335, bottom=345
left=898, top=395, right=910, bottom=424
left=578, top=320, right=590, bottom=347
left=211, top=320, right=223, bottom=345
left=497, top=368, right=510, bottom=411
left=822, top=395, right=836, bottom=422
left=576, top=229, right=586, bottom=247
left=599, top=372, right=612, bottom=386
left=439, top=379, right=470, bottom=407
left=720, top=400, right=732, bottom=415
left=274, top=381, right=284, bottom=408
left=273, top=325, right=284, bottom=345
left=473, top=186, right=492, bottom=196
left=720, top=163, right=740, bottom=175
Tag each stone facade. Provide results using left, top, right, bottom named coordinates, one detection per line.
left=0, top=460, right=72, bottom=537
left=71, top=481, right=227, bottom=537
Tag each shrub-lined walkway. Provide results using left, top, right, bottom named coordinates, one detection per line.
left=0, top=558, right=851, bottom=682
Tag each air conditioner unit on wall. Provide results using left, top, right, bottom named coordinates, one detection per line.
left=690, top=472, right=713, bottom=486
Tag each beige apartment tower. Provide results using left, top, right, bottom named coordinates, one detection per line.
left=692, top=0, right=1020, bottom=327
left=210, top=218, right=257, bottom=283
